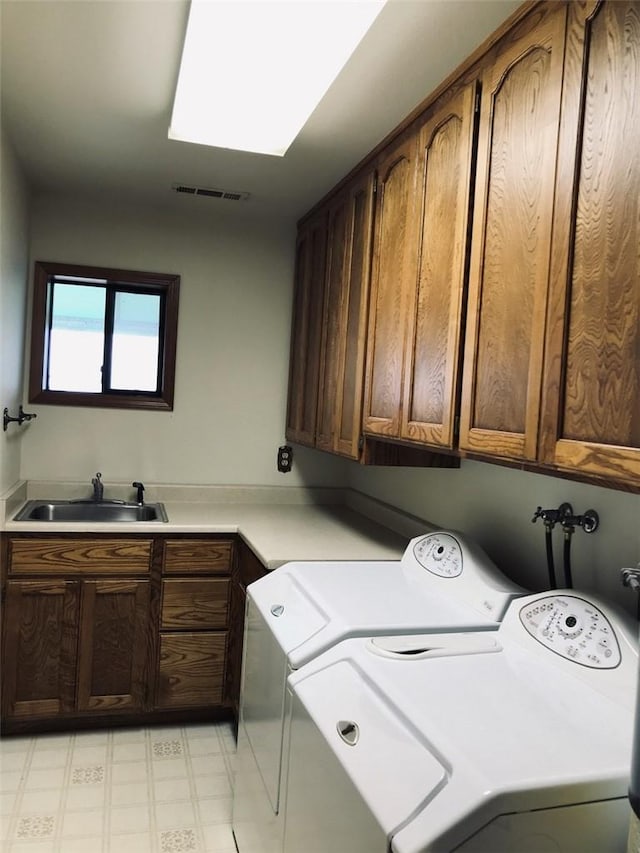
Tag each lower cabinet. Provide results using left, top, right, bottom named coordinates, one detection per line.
left=2, top=579, right=79, bottom=719
left=77, top=579, right=150, bottom=713
left=156, top=632, right=227, bottom=709
left=0, top=532, right=255, bottom=733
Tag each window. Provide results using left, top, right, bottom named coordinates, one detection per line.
left=29, top=261, right=180, bottom=410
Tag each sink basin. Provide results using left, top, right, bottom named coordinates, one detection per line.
left=14, top=500, right=168, bottom=523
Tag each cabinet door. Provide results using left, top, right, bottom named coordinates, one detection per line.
left=76, top=579, right=150, bottom=712
left=2, top=580, right=78, bottom=719
left=335, top=172, right=376, bottom=458
left=459, top=5, right=568, bottom=461
left=401, top=83, right=478, bottom=448
left=316, top=171, right=376, bottom=458
left=156, top=632, right=227, bottom=709
left=316, top=192, right=350, bottom=452
left=286, top=210, right=327, bottom=447
left=364, top=133, right=419, bottom=436
left=540, top=0, right=640, bottom=484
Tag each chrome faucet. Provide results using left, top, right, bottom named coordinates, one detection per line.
left=91, top=472, right=104, bottom=501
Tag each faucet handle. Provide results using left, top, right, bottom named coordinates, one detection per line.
left=132, top=481, right=145, bottom=504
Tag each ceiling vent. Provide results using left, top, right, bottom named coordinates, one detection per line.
left=172, top=183, right=250, bottom=201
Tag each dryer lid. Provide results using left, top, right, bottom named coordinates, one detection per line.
left=293, top=658, right=447, bottom=837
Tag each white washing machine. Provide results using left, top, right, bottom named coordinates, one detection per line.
left=284, top=591, right=639, bottom=853
left=232, top=531, right=526, bottom=853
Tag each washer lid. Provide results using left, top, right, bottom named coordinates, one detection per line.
left=293, top=658, right=447, bottom=838
left=248, top=547, right=521, bottom=669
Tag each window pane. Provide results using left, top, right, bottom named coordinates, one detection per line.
left=110, top=291, right=161, bottom=392
left=48, top=283, right=105, bottom=392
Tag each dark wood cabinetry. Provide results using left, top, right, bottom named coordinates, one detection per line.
left=0, top=532, right=253, bottom=733
left=76, top=578, right=149, bottom=712
left=3, top=579, right=78, bottom=719
left=155, top=538, right=233, bottom=711
left=225, top=537, right=268, bottom=719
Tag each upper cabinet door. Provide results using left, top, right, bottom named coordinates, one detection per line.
left=459, top=5, right=568, bottom=461
left=285, top=211, right=327, bottom=447
left=401, top=83, right=478, bottom=449
left=314, top=171, right=376, bottom=459
left=334, top=171, right=376, bottom=458
left=316, top=192, right=349, bottom=453
left=540, top=0, right=640, bottom=485
left=363, top=133, right=419, bottom=437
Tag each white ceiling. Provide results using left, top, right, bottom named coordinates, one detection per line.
left=1, top=0, right=523, bottom=222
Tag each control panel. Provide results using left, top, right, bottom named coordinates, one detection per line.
left=519, top=595, right=621, bottom=669
left=413, top=533, right=463, bottom=578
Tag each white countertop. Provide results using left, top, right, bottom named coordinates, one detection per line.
left=1, top=484, right=427, bottom=569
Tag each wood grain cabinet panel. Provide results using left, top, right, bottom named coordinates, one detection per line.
left=316, top=192, right=349, bottom=452
left=163, top=539, right=233, bottom=574
left=76, top=579, right=149, bottom=712
left=335, top=173, right=376, bottom=457
left=364, top=133, right=418, bottom=437
left=8, top=538, right=152, bottom=575
left=401, top=83, right=478, bottom=449
left=2, top=580, right=78, bottom=719
left=459, top=4, right=568, bottom=461
left=316, top=171, right=376, bottom=458
left=540, top=0, right=640, bottom=484
left=156, top=632, right=227, bottom=709
left=161, top=578, right=230, bottom=629
left=286, top=211, right=327, bottom=447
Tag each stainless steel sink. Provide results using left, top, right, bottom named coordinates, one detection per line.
left=14, top=499, right=168, bottom=523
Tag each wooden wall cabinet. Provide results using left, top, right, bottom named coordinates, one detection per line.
left=459, top=0, right=640, bottom=489
left=539, top=0, right=640, bottom=486
left=459, top=3, right=568, bottom=462
left=316, top=171, right=376, bottom=458
left=286, top=210, right=327, bottom=447
left=363, top=83, right=478, bottom=450
left=287, top=170, right=376, bottom=460
left=363, top=131, right=419, bottom=438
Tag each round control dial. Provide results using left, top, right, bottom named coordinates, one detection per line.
left=413, top=533, right=463, bottom=578
left=556, top=613, right=582, bottom=639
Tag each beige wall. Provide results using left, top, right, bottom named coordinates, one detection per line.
left=21, top=194, right=346, bottom=489
left=0, top=128, right=30, bottom=496
left=348, top=459, right=640, bottom=616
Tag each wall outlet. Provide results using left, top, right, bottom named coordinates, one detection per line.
left=277, top=445, right=293, bottom=473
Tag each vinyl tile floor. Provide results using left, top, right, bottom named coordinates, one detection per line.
left=0, top=721, right=238, bottom=853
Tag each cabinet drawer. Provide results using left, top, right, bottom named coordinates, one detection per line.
left=163, top=540, right=233, bottom=575
left=156, top=632, right=226, bottom=709
left=161, top=578, right=230, bottom=629
left=8, top=538, right=152, bottom=575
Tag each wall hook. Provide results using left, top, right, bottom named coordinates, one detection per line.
left=3, top=406, right=37, bottom=432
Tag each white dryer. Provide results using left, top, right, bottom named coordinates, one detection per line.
left=284, top=591, right=638, bottom=853
left=232, top=531, right=525, bottom=853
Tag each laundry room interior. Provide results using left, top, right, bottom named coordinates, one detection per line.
left=1, top=0, right=639, bottom=851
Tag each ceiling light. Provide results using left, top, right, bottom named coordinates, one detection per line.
left=169, top=0, right=386, bottom=157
